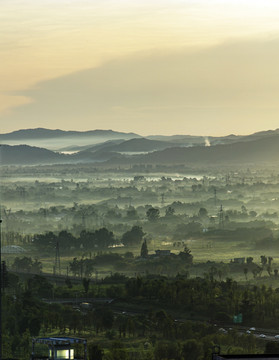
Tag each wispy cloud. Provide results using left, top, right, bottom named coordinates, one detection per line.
left=3, top=38, right=279, bottom=135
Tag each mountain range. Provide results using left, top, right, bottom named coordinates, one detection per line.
left=1, top=127, right=279, bottom=166
left=0, top=128, right=140, bottom=140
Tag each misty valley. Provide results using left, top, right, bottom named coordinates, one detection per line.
left=3, top=0, right=279, bottom=357
left=2, top=129, right=279, bottom=359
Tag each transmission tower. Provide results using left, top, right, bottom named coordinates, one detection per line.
left=80, top=208, right=87, bottom=230
left=54, top=239, right=61, bottom=276
left=219, top=204, right=224, bottom=228
left=225, top=174, right=230, bottom=186
left=214, top=188, right=217, bottom=206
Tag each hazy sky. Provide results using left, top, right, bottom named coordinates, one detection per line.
left=1, top=0, right=279, bottom=136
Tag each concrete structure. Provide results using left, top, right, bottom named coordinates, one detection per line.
left=32, top=337, right=87, bottom=360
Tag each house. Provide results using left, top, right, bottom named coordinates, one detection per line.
left=155, top=249, right=171, bottom=256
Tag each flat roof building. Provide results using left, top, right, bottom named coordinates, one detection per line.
left=31, top=337, right=87, bottom=360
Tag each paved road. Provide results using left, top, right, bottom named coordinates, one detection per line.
left=219, top=326, right=279, bottom=341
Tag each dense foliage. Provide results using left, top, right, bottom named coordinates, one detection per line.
left=2, top=267, right=279, bottom=359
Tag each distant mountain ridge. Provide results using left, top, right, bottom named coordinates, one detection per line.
left=1, top=127, right=279, bottom=146
left=0, top=128, right=140, bottom=140
left=1, top=128, right=279, bottom=166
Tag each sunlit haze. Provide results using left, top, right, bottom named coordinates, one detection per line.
left=1, top=0, right=279, bottom=135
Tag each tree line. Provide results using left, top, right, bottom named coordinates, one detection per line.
left=33, top=225, right=145, bottom=252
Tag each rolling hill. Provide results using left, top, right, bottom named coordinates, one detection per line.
left=133, top=134, right=279, bottom=165
left=0, top=144, right=66, bottom=165
left=83, top=138, right=179, bottom=154
left=1, top=128, right=279, bottom=166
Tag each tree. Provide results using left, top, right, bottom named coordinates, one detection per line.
left=252, top=266, right=263, bottom=278
left=65, top=278, right=73, bottom=288
left=249, top=210, right=257, bottom=217
left=93, top=308, right=114, bottom=333
left=146, top=207, right=160, bottom=222
left=13, top=257, right=29, bottom=272
left=241, top=205, right=247, bottom=215
left=181, top=339, right=203, bottom=360
left=140, top=239, right=148, bottom=258
left=88, top=344, right=104, bottom=360
left=192, top=184, right=198, bottom=192
left=1, top=261, right=9, bottom=291
left=29, top=317, right=41, bottom=336
left=267, top=265, right=272, bottom=277
left=27, top=275, right=53, bottom=298
left=79, top=230, right=94, bottom=249
left=108, top=340, right=128, bottom=360
left=246, top=257, right=253, bottom=265
left=165, top=207, right=175, bottom=217
left=80, top=228, right=115, bottom=249
left=178, top=246, right=193, bottom=264
left=82, top=278, right=90, bottom=294
left=126, top=207, right=137, bottom=219
left=58, top=230, right=76, bottom=249
left=208, top=265, right=218, bottom=281
left=69, top=257, right=94, bottom=278
left=12, top=257, right=33, bottom=273
left=69, top=257, right=80, bottom=277
left=174, top=222, right=202, bottom=239
left=260, top=255, right=267, bottom=267
left=94, top=227, right=115, bottom=248
left=31, top=258, right=42, bottom=273
left=154, top=341, right=180, bottom=360
left=33, top=231, right=57, bottom=250
left=244, top=268, right=248, bottom=280
left=198, top=207, right=208, bottom=218
left=122, top=226, right=145, bottom=246
left=82, top=258, right=95, bottom=277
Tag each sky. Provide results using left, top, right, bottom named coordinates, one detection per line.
left=1, top=0, right=279, bottom=136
